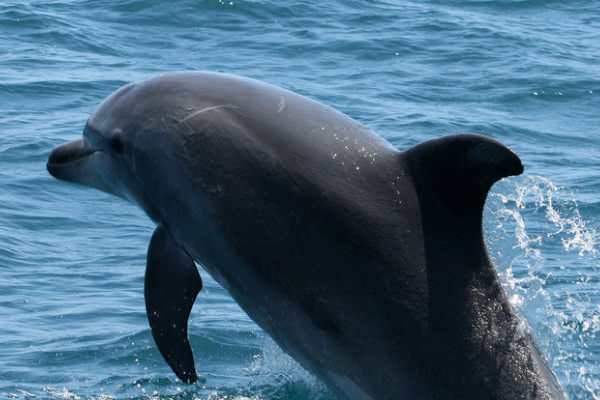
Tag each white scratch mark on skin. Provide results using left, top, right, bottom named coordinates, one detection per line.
left=277, top=96, right=285, bottom=113
left=177, top=105, right=236, bottom=125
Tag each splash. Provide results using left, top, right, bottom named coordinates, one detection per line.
left=205, top=393, right=258, bottom=400
left=242, top=339, right=333, bottom=400
left=41, top=388, right=114, bottom=400
left=485, top=174, right=600, bottom=399
left=491, top=175, right=598, bottom=256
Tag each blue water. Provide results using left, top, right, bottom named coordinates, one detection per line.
left=1, top=0, right=599, bottom=398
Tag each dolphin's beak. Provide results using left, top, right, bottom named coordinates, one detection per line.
left=47, top=138, right=98, bottom=182
left=47, top=138, right=129, bottom=200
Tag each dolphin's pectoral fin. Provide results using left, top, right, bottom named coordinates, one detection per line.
left=144, top=224, right=202, bottom=383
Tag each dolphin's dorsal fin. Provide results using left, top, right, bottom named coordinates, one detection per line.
left=403, top=134, right=523, bottom=222
left=145, top=224, right=202, bottom=383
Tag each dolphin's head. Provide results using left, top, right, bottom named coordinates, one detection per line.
left=47, top=77, right=188, bottom=221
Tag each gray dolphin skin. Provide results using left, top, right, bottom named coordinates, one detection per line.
left=47, top=72, right=565, bottom=400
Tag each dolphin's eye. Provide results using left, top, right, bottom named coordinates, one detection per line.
left=110, top=135, right=124, bottom=152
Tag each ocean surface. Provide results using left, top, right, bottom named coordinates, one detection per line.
left=1, top=0, right=599, bottom=399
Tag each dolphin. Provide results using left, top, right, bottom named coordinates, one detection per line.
left=47, top=71, right=565, bottom=400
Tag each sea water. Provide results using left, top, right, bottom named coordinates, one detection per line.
left=0, top=1, right=598, bottom=399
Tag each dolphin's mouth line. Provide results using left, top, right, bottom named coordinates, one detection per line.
left=47, top=148, right=99, bottom=166
left=47, top=138, right=100, bottom=168
left=46, top=138, right=105, bottom=181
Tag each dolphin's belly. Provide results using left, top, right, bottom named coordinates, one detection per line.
left=171, top=186, right=429, bottom=399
